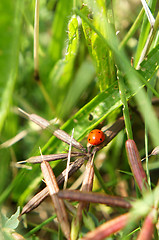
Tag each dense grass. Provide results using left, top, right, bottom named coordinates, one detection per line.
left=0, top=0, right=159, bottom=239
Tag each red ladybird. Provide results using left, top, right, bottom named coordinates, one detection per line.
left=87, top=129, right=105, bottom=146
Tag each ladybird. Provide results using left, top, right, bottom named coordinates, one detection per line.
left=87, top=129, right=105, bottom=146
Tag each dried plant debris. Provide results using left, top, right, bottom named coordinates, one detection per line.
left=18, top=152, right=86, bottom=164
left=18, top=111, right=128, bottom=240
left=126, top=139, right=149, bottom=193
left=18, top=108, right=86, bottom=152
left=41, top=160, right=70, bottom=239
left=20, top=157, right=87, bottom=216
left=57, top=190, right=132, bottom=209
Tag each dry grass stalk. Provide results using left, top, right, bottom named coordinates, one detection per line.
left=76, top=154, right=95, bottom=223
left=81, top=212, right=131, bottom=240
left=20, top=157, right=86, bottom=216
left=57, top=190, right=132, bottom=209
left=19, top=116, right=125, bottom=218
left=71, top=155, right=95, bottom=240
left=151, top=146, right=159, bottom=156
left=18, top=108, right=85, bottom=151
left=18, top=152, right=85, bottom=164
left=126, top=139, right=149, bottom=193
left=0, top=130, right=28, bottom=149
left=41, top=160, right=70, bottom=239
left=137, top=209, right=156, bottom=240
left=64, top=128, right=74, bottom=189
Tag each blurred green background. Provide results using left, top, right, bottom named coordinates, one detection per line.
left=0, top=0, right=159, bottom=239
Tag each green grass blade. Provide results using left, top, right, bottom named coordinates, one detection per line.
left=119, top=8, right=145, bottom=49
left=81, top=4, right=116, bottom=91
left=118, top=75, right=133, bottom=140
left=60, top=60, right=95, bottom=118
left=49, top=15, right=79, bottom=113
left=75, top=5, right=159, bottom=146
left=0, top=0, right=23, bottom=132
left=134, top=0, right=157, bottom=67
left=49, top=0, right=73, bottom=64
left=24, top=215, right=56, bottom=238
